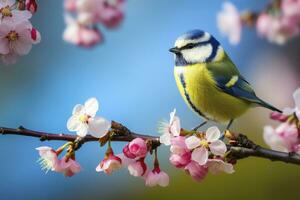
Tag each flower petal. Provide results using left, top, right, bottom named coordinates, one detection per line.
left=191, top=147, right=208, bottom=165
left=88, top=116, right=111, bottom=138
left=158, top=171, right=169, bottom=187
left=293, top=88, right=300, bottom=109
left=283, top=107, right=295, bottom=116
left=159, top=133, right=171, bottom=146
left=67, top=116, right=80, bottom=131
left=209, top=140, right=227, bottom=156
left=72, top=104, right=85, bottom=115
left=84, top=97, right=99, bottom=117
left=206, top=126, right=221, bottom=142
left=77, top=123, right=88, bottom=137
left=185, top=136, right=201, bottom=150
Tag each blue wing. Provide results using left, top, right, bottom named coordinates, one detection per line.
left=215, top=75, right=281, bottom=112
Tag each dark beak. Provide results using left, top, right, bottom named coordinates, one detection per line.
left=169, top=47, right=180, bottom=54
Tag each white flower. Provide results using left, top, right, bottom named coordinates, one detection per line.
left=207, top=159, right=234, bottom=175
left=283, top=88, right=300, bottom=119
left=159, top=109, right=181, bottom=146
left=67, top=97, right=111, bottom=138
left=185, top=126, right=227, bottom=165
left=217, top=1, right=242, bottom=45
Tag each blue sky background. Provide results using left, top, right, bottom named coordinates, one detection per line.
left=0, top=1, right=299, bottom=200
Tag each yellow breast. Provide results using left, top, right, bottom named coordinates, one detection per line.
left=174, top=64, right=251, bottom=123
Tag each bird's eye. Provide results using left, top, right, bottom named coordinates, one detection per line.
left=184, top=43, right=195, bottom=49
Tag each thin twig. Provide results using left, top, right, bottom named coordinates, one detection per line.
left=1, top=122, right=300, bottom=165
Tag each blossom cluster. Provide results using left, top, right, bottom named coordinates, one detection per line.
left=160, top=110, right=234, bottom=182
left=217, top=0, right=300, bottom=45
left=263, top=88, right=300, bottom=153
left=0, top=0, right=40, bottom=65
left=63, top=0, right=125, bottom=47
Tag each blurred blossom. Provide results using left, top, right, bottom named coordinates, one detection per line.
left=63, top=0, right=125, bottom=47
left=26, top=0, right=38, bottom=14
left=207, top=159, right=235, bottom=175
left=263, top=123, right=300, bottom=153
left=282, top=0, right=300, bottom=21
left=217, top=1, right=242, bottom=45
left=256, top=13, right=300, bottom=45
left=63, top=15, right=103, bottom=47
left=283, top=88, right=300, bottom=119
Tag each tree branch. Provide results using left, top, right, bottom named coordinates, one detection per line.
left=1, top=122, right=300, bottom=165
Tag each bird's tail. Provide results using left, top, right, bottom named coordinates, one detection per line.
left=257, top=98, right=282, bottom=113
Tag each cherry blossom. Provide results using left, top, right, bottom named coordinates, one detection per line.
left=128, top=159, right=147, bottom=177
left=282, top=0, right=300, bottom=22
left=185, top=126, right=227, bottom=165
left=0, top=0, right=32, bottom=23
left=96, top=149, right=122, bottom=174
left=217, top=1, right=242, bottom=45
left=256, top=12, right=300, bottom=45
left=159, top=109, right=181, bottom=146
left=36, top=146, right=61, bottom=172
left=145, top=166, right=169, bottom=187
left=67, top=98, right=111, bottom=138
left=58, top=156, right=82, bottom=177
left=123, top=138, right=148, bottom=159
left=207, top=159, right=235, bottom=175
left=63, top=15, right=102, bottom=47
left=0, top=20, right=33, bottom=56
left=263, top=122, right=300, bottom=153
left=169, top=136, right=191, bottom=168
left=184, top=161, right=208, bottom=182
left=282, top=88, right=300, bottom=119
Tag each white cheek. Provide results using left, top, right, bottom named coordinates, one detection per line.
left=181, top=44, right=213, bottom=63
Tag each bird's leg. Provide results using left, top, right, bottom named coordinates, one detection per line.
left=226, top=119, right=234, bottom=130
left=192, top=121, right=208, bottom=131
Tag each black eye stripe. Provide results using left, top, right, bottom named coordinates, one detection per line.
left=179, top=40, right=212, bottom=50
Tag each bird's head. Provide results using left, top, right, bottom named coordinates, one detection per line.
left=169, top=30, right=224, bottom=66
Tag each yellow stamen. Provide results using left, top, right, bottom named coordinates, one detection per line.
left=0, top=6, right=12, bottom=17
left=79, top=115, right=89, bottom=123
left=200, top=140, right=209, bottom=148
left=6, top=31, right=18, bottom=41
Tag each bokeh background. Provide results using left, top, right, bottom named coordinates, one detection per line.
left=0, top=0, right=300, bottom=199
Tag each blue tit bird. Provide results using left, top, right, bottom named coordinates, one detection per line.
left=169, top=30, right=281, bottom=130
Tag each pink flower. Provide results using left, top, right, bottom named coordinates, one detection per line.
left=97, top=0, right=125, bottom=29
left=0, top=20, right=33, bottom=56
left=207, top=159, right=235, bottom=175
left=270, top=111, right=289, bottom=122
left=26, top=0, right=38, bottom=14
left=282, top=0, right=300, bottom=22
left=169, top=152, right=191, bottom=168
left=185, top=126, right=227, bottom=165
left=264, top=123, right=299, bottom=153
left=217, top=1, right=242, bottom=45
left=64, top=0, right=77, bottom=12
left=283, top=88, right=300, bottom=119
left=159, top=109, right=181, bottom=146
left=96, top=151, right=122, bottom=174
left=169, top=136, right=191, bottom=168
left=36, top=146, right=61, bottom=172
left=128, top=159, right=147, bottom=177
left=58, top=156, right=81, bottom=177
left=145, top=167, right=169, bottom=187
left=123, top=138, right=148, bottom=159
left=256, top=13, right=300, bottom=45
left=185, top=161, right=208, bottom=182
left=63, top=15, right=103, bottom=47
left=0, top=0, right=32, bottom=23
